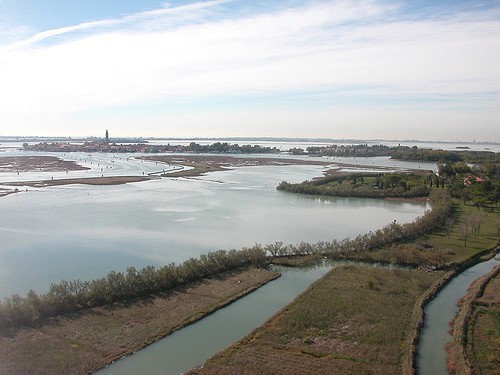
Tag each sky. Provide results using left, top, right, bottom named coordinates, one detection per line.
left=0, top=0, right=499, bottom=141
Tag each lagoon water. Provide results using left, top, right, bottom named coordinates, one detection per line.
left=0, top=151, right=429, bottom=298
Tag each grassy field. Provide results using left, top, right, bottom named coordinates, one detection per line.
left=419, top=203, right=499, bottom=262
left=190, top=266, right=444, bottom=375
left=0, top=268, right=279, bottom=375
left=361, top=201, right=499, bottom=267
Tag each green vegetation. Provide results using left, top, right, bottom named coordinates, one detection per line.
left=190, top=265, right=444, bottom=375
left=361, top=202, right=499, bottom=266
left=441, top=161, right=500, bottom=210
left=392, top=148, right=500, bottom=163
left=185, top=141, right=279, bottom=154
left=277, top=171, right=433, bottom=198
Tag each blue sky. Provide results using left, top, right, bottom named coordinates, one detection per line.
left=0, top=0, right=499, bottom=141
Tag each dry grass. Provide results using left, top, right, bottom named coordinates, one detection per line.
left=0, top=268, right=279, bottom=375
left=191, top=265, right=443, bottom=375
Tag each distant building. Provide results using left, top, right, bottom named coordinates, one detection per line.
left=105, top=130, right=109, bottom=144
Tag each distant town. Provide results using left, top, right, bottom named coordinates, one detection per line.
left=20, top=130, right=281, bottom=154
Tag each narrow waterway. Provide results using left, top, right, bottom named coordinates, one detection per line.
left=96, top=263, right=334, bottom=375
left=416, top=256, right=499, bottom=375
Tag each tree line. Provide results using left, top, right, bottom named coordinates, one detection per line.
left=292, top=144, right=499, bottom=164
left=265, top=189, right=452, bottom=258
left=277, top=172, right=434, bottom=198
left=0, top=248, right=266, bottom=329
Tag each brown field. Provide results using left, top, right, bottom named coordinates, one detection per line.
left=189, top=265, right=443, bottom=375
left=0, top=156, right=89, bottom=172
left=0, top=268, right=279, bottom=375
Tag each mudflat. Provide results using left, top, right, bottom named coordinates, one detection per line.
left=0, top=156, right=151, bottom=194
left=141, top=154, right=331, bottom=177
left=0, top=156, right=89, bottom=172
left=5, top=175, right=152, bottom=187
left=0, top=267, right=279, bottom=375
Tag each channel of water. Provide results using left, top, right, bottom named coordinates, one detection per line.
left=416, top=256, right=499, bottom=375
left=96, top=256, right=500, bottom=375
left=96, top=263, right=335, bottom=375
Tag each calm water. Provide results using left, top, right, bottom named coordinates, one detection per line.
left=96, top=263, right=335, bottom=375
left=0, top=152, right=428, bottom=298
left=416, top=257, right=499, bottom=375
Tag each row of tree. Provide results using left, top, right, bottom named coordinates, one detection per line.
left=0, top=248, right=266, bottom=329
left=265, top=189, right=452, bottom=258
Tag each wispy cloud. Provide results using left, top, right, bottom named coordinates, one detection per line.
left=0, top=0, right=499, bottom=140
left=0, top=0, right=231, bottom=51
